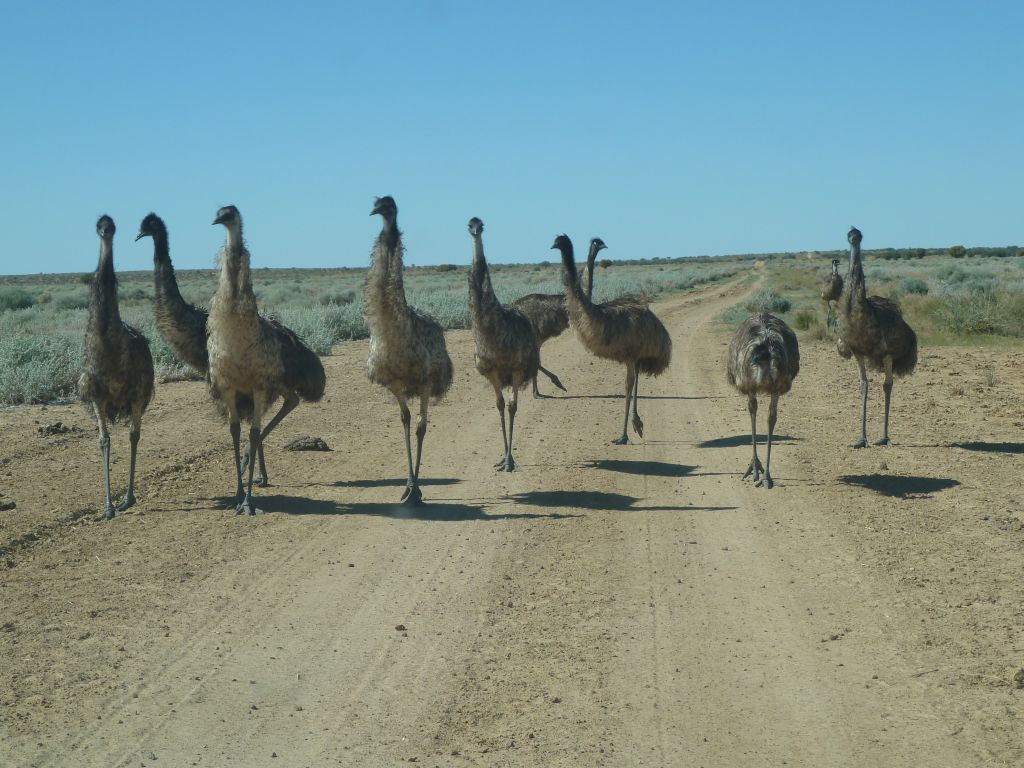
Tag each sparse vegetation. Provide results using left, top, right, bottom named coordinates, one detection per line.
left=0, top=257, right=745, bottom=405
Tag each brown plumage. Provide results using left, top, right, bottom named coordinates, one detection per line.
left=726, top=313, right=800, bottom=489
left=79, top=216, right=155, bottom=520
left=468, top=217, right=539, bottom=471
left=551, top=234, right=671, bottom=444
left=207, top=205, right=326, bottom=515
left=507, top=293, right=568, bottom=396
left=836, top=226, right=918, bottom=447
left=820, top=258, right=844, bottom=328
left=365, top=197, right=453, bottom=504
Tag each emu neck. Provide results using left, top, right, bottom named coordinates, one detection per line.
left=366, top=219, right=408, bottom=325
left=557, top=243, right=591, bottom=312
left=847, top=241, right=867, bottom=303
left=585, top=246, right=600, bottom=300
left=89, top=238, right=121, bottom=336
left=219, top=225, right=253, bottom=301
left=151, top=230, right=188, bottom=308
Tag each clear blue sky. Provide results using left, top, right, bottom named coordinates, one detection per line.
left=1, top=1, right=1021, bottom=275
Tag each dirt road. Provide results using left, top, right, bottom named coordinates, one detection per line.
left=2, top=277, right=1022, bottom=766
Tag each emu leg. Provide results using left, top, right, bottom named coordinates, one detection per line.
left=405, top=393, right=429, bottom=506
left=237, top=392, right=266, bottom=516
left=228, top=420, right=245, bottom=508
left=756, top=394, right=779, bottom=489
left=242, top=394, right=299, bottom=487
left=117, top=404, right=143, bottom=511
left=492, top=385, right=515, bottom=471
left=503, top=386, right=519, bottom=472
left=95, top=407, right=116, bottom=521
left=612, top=365, right=636, bottom=445
left=743, top=394, right=764, bottom=482
left=537, top=364, right=566, bottom=394
left=631, top=374, right=644, bottom=439
left=852, top=356, right=869, bottom=448
left=397, top=396, right=420, bottom=506
left=877, top=357, right=894, bottom=445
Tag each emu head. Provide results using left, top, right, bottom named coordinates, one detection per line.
left=550, top=234, right=573, bottom=254
left=213, top=205, right=241, bottom=228
left=96, top=215, right=115, bottom=240
left=847, top=226, right=862, bottom=247
left=589, top=238, right=607, bottom=258
left=467, top=217, right=484, bottom=237
left=135, top=212, right=166, bottom=242
left=370, top=196, right=397, bottom=220
left=831, top=258, right=840, bottom=271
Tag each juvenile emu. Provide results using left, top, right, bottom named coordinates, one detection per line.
left=821, top=258, right=844, bottom=328
left=468, top=218, right=539, bottom=471
left=726, top=313, right=800, bottom=489
left=207, top=206, right=326, bottom=514
left=79, top=216, right=155, bottom=519
left=836, top=226, right=917, bottom=447
left=136, top=213, right=271, bottom=484
left=365, top=197, right=453, bottom=503
left=551, top=234, right=671, bottom=444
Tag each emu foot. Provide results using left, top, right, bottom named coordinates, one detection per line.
left=632, top=415, right=645, bottom=439
left=850, top=437, right=869, bottom=449
left=612, top=434, right=630, bottom=445
left=497, top=455, right=517, bottom=472
left=743, top=457, right=765, bottom=481
left=755, top=472, right=774, bottom=489
left=400, top=485, right=424, bottom=507
left=874, top=437, right=890, bottom=446
left=100, top=504, right=117, bottom=521
left=116, top=491, right=137, bottom=512
left=235, top=498, right=264, bottom=516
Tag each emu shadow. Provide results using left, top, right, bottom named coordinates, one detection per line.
left=952, top=441, right=1024, bottom=455
left=698, top=434, right=797, bottom=449
left=557, top=393, right=712, bottom=401
left=838, top=475, right=960, bottom=499
left=254, top=494, right=577, bottom=522
left=334, top=477, right=462, bottom=489
left=507, top=489, right=735, bottom=513
left=583, top=459, right=697, bottom=478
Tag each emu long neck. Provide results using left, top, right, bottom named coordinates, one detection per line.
left=848, top=241, right=866, bottom=302
left=585, top=244, right=600, bottom=299
left=90, top=238, right=121, bottom=336
left=152, top=229, right=189, bottom=310
left=366, top=218, right=408, bottom=321
left=557, top=242, right=593, bottom=315
left=219, top=224, right=253, bottom=301
left=469, top=234, right=496, bottom=322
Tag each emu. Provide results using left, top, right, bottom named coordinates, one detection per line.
left=726, top=313, right=800, bottom=489
left=365, top=197, right=453, bottom=504
left=79, top=216, right=155, bottom=519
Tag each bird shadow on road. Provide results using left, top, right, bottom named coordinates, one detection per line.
left=506, top=489, right=736, bottom=513
left=555, top=393, right=717, bottom=401
left=330, top=477, right=462, bottom=489
left=581, top=459, right=698, bottom=478
left=696, top=434, right=798, bottom=449
left=251, top=494, right=579, bottom=521
left=838, top=474, right=960, bottom=499
left=949, top=441, right=1024, bottom=455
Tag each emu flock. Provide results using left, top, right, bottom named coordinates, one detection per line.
left=80, top=201, right=914, bottom=517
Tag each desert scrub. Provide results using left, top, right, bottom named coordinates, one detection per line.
left=0, top=334, right=81, bottom=404
left=0, top=287, right=36, bottom=312
left=745, top=289, right=791, bottom=314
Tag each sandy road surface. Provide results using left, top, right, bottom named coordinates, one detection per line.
left=2, top=276, right=1022, bottom=766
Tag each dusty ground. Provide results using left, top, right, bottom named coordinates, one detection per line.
left=1, top=277, right=1022, bottom=767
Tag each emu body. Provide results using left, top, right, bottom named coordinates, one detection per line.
left=79, top=216, right=155, bottom=519
left=364, top=196, right=453, bottom=504
left=836, top=227, right=917, bottom=447
left=551, top=234, right=671, bottom=444
left=468, top=217, right=539, bottom=471
left=726, top=313, right=799, bottom=488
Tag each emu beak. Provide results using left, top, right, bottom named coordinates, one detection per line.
left=134, top=232, right=145, bottom=242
